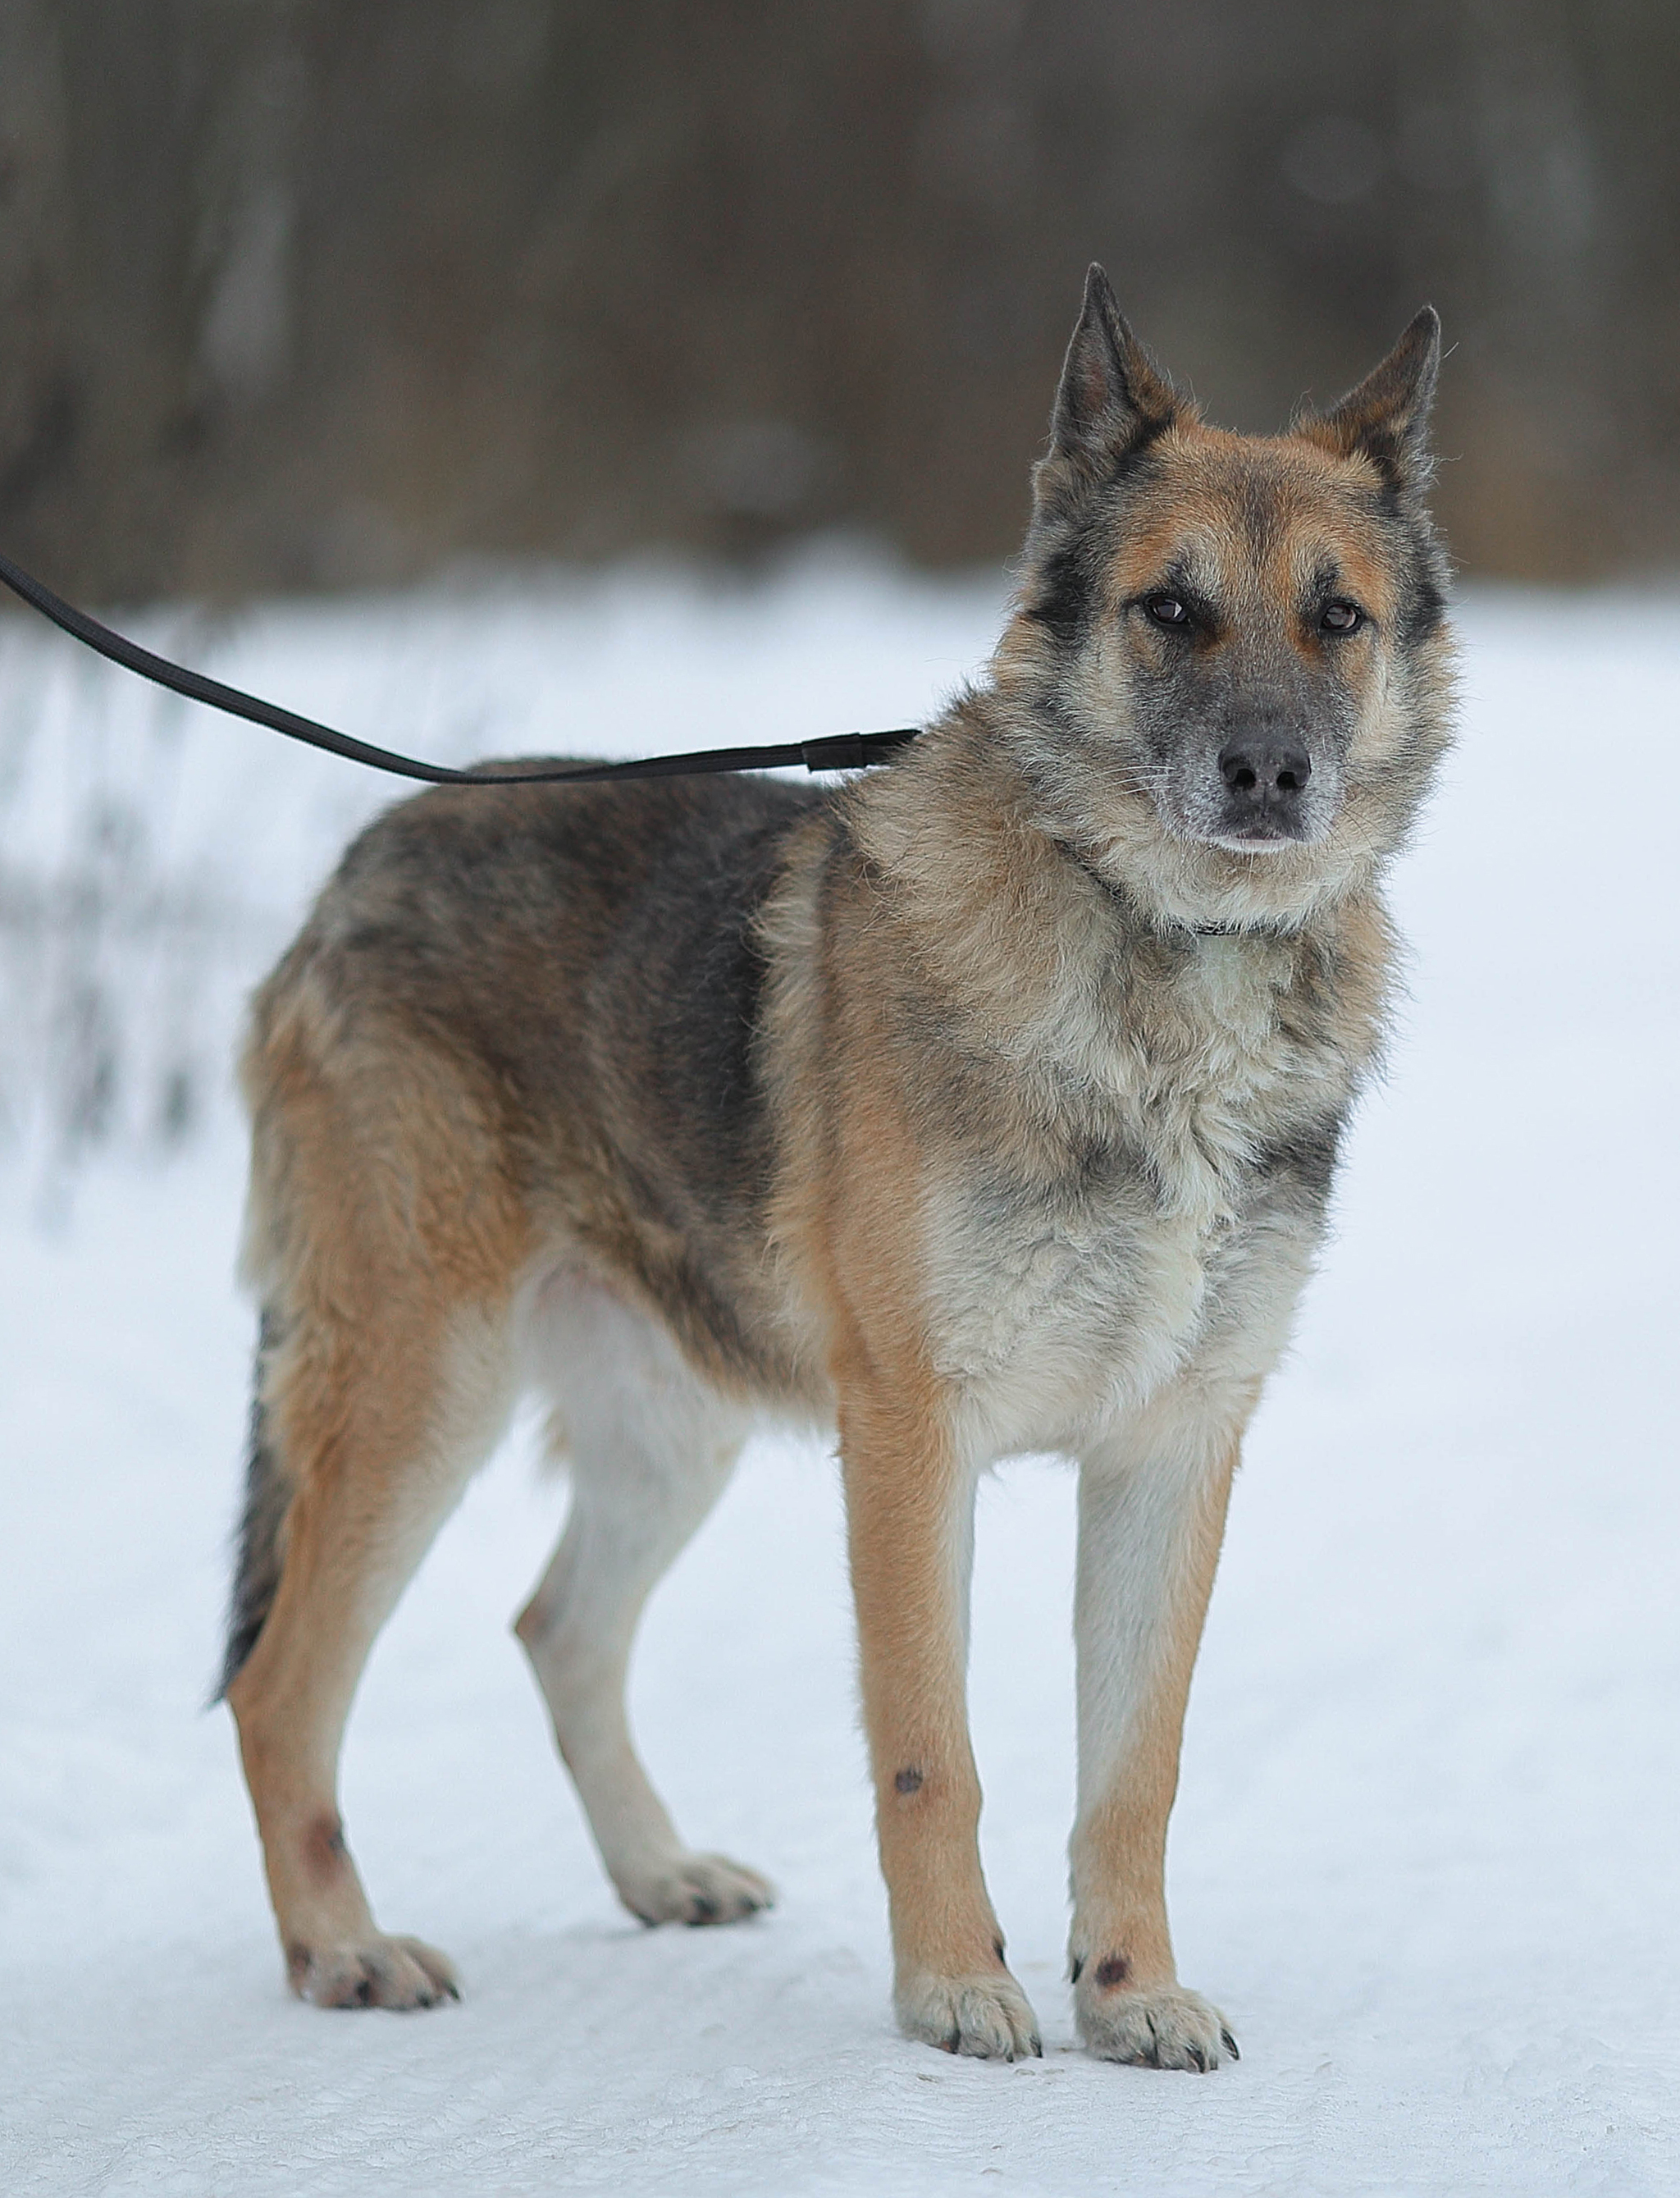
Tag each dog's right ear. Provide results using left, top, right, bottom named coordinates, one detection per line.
left=1043, top=266, right=1180, bottom=491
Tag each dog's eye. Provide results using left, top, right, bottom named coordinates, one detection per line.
left=1144, top=595, right=1189, bottom=628
left=1321, top=600, right=1363, bottom=633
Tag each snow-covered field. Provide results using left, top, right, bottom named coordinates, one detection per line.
left=2, top=563, right=1676, bottom=2196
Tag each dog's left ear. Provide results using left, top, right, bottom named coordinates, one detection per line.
left=1309, top=306, right=1441, bottom=498
left=1042, top=265, right=1180, bottom=488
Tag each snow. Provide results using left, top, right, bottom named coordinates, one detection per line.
left=2, top=562, right=1678, bottom=2195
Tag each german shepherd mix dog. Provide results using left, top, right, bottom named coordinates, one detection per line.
left=221, top=267, right=1452, bottom=2069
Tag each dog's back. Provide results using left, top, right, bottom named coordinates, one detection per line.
left=240, top=769, right=826, bottom=1400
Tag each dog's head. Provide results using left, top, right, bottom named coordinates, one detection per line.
left=994, top=265, right=1455, bottom=930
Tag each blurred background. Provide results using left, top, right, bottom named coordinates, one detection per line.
left=9, top=18, right=1680, bottom=2182
left=2, top=0, right=1679, bottom=1192
left=3, top=0, right=1678, bottom=600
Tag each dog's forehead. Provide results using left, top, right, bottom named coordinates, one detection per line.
left=1104, top=428, right=1396, bottom=614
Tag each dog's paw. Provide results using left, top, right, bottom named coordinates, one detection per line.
left=619, top=1851, right=776, bottom=1927
left=287, top=1933, right=460, bottom=2010
left=897, top=1968, right=1043, bottom=2061
left=1076, top=1977, right=1236, bottom=2072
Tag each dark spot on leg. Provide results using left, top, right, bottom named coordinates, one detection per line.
left=993, top=1936, right=1007, bottom=1965
left=1069, top=1955, right=1084, bottom=1984
left=1094, top=1954, right=1130, bottom=1990
left=894, top=1766, right=923, bottom=1795
left=303, top=1812, right=349, bottom=1884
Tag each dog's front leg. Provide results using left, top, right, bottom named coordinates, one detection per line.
left=1069, top=1408, right=1240, bottom=2071
left=839, top=1380, right=1040, bottom=2059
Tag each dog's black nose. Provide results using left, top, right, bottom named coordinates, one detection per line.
left=1218, top=734, right=1312, bottom=806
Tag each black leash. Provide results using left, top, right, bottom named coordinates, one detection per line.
left=0, top=548, right=920, bottom=786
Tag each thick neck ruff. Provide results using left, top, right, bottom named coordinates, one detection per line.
left=1052, top=838, right=1290, bottom=944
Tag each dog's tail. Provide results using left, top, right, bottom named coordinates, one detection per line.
left=213, top=1306, right=293, bottom=1702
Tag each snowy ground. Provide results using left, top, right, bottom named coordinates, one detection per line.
left=2, top=563, right=1677, bottom=2196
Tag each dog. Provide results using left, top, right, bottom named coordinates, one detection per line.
left=220, top=264, right=1453, bottom=2068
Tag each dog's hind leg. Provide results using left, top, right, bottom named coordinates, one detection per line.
left=514, top=1275, right=774, bottom=1927
left=222, top=1287, right=516, bottom=2008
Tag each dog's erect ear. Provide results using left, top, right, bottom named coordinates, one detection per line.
left=1309, top=307, right=1441, bottom=497
left=1047, top=265, right=1180, bottom=473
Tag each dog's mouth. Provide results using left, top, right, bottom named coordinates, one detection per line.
left=1205, top=820, right=1315, bottom=856
left=1156, top=797, right=1327, bottom=857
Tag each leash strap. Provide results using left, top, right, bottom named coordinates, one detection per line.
left=0, top=547, right=920, bottom=786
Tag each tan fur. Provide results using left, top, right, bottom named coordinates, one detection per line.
left=229, top=966, right=533, bottom=2004
left=219, top=277, right=1454, bottom=2064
